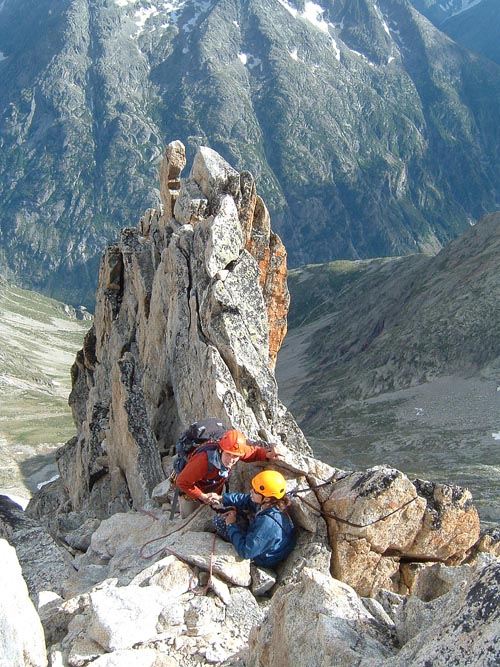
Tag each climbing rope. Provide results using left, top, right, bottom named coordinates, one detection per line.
left=292, top=492, right=419, bottom=528
left=271, top=462, right=419, bottom=528
left=138, top=504, right=219, bottom=597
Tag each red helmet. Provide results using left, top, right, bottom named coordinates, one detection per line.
left=219, top=430, right=247, bottom=456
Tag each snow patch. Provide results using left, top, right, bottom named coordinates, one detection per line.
left=302, top=1, right=329, bottom=34
left=493, top=433, right=500, bottom=440
left=0, top=51, right=6, bottom=62
left=444, top=0, right=483, bottom=19
left=182, top=0, right=212, bottom=35
left=0, top=493, right=30, bottom=509
left=331, top=37, right=340, bottom=61
left=290, top=49, right=299, bottom=61
left=276, top=0, right=298, bottom=18
left=374, top=3, right=391, bottom=36
left=134, top=5, right=158, bottom=30
left=238, top=53, right=262, bottom=71
left=37, top=474, right=60, bottom=490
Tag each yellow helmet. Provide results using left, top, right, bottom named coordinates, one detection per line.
left=251, top=470, right=287, bottom=499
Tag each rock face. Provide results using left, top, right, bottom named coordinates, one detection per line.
left=53, top=141, right=306, bottom=519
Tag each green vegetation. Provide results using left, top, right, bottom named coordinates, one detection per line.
left=0, top=281, right=90, bottom=497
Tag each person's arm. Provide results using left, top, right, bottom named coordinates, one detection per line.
left=239, top=443, right=276, bottom=463
left=176, top=453, right=214, bottom=502
left=221, top=492, right=255, bottom=511
left=226, top=513, right=279, bottom=561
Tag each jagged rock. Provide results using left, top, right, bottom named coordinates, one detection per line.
left=321, top=466, right=480, bottom=595
left=60, top=142, right=309, bottom=522
left=247, top=567, right=396, bottom=667
left=160, top=532, right=252, bottom=587
left=108, top=353, right=164, bottom=508
left=184, top=595, right=225, bottom=636
left=135, top=555, right=192, bottom=596
left=0, top=539, right=47, bottom=667
left=368, top=560, right=500, bottom=667
left=399, top=561, right=473, bottom=601
left=38, top=593, right=90, bottom=648
left=0, top=496, right=74, bottom=601
left=408, top=479, right=480, bottom=562
left=476, top=526, right=500, bottom=557
left=250, top=564, right=276, bottom=596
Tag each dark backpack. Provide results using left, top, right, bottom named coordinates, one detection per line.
left=172, top=418, right=227, bottom=475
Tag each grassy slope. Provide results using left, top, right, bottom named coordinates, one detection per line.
left=0, top=281, right=90, bottom=503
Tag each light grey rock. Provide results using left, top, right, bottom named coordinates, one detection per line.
left=89, top=649, right=179, bottom=667
left=87, top=585, right=170, bottom=651
left=184, top=596, right=224, bottom=636
left=247, top=567, right=395, bottom=667
left=161, top=531, right=252, bottom=587
left=366, top=560, right=500, bottom=667
left=0, top=539, right=47, bottom=667
left=250, top=564, right=276, bottom=596
left=225, top=587, right=264, bottom=640
left=65, top=518, right=102, bottom=552
left=0, top=496, right=74, bottom=601
left=151, top=479, right=173, bottom=505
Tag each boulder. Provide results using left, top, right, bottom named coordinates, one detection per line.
left=0, top=539, right=47, bottom=667
left=0, top=496, right=74, bottom=600
left=87, top=585, right=171, bottom=651
left=247, top=567, right=396, bottom=667
left=321, top=466, right=480, bottom=595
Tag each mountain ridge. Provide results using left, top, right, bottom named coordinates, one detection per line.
left=276, top=211, right=500, bottom=524
left=1, top=0, right=500, bottom=306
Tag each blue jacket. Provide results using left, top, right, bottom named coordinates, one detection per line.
left=221, top=492, right=296, bottom=567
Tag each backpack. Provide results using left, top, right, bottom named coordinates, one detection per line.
left=172, top=418, right=227, bottom=475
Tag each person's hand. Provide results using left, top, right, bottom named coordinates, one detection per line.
left=200, top=492, right=222, bottom=506
left=265, top=448, right=283, bottom=461
left=223, top=509, right=237, bottom=525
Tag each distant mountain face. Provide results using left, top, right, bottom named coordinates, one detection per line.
left=409, top=0, right=500, bottom=65
left=409, top=0, right=486, bottom=24
left=1, top=0, right=500, bottom=307
left=276, top=212, right=500, bottom=524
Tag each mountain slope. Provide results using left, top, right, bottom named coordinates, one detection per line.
left=276, top=212, right=500, bottom=524
left=0, top=280, right=90, bottom=503
left=410, top=0, right=500, bottom=66
left=1, top=0, right=500, bottom=307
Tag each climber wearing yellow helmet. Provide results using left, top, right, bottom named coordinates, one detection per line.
left=213, top=470, right=296, bottom=567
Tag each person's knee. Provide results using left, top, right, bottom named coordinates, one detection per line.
left=179, top=496, right=198, bottom=518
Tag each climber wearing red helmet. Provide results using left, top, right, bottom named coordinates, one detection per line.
left=175, top=428, right=281, bottom=517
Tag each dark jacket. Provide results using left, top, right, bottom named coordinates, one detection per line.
left=222, top=491, right=296, bottom=567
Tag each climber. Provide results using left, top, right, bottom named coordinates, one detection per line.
left=174, top=429, right=281, bottom=518
left=212, top=470, right=296, bottom=567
